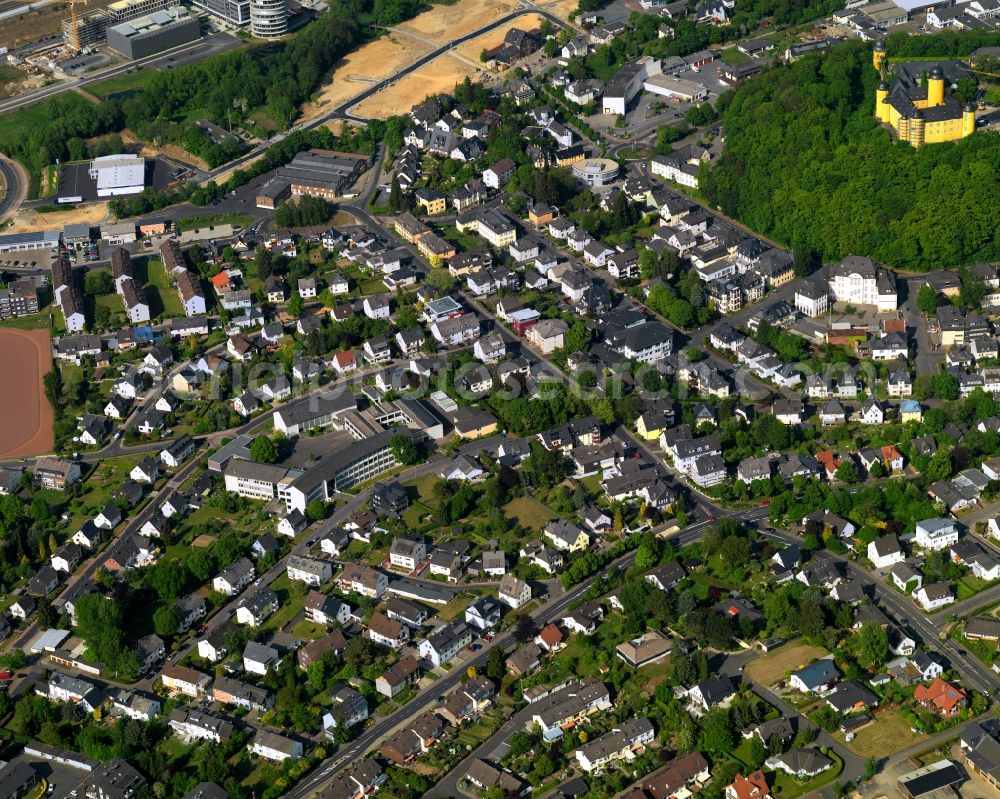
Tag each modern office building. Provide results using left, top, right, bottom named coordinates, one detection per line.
left=249, top=0, right=288, bottom=38
left=192, top=0, right=250, bottom=26
left=106, top=0, right=171, bottom=22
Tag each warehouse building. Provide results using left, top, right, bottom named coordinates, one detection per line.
left=643, top=74, right=709, bottom=102
left=89, top=155, right=146, bottom=198
left=256, top=150, right=370, bottom=208
left=0, top=231, right=61, bottom=253
left=106, top=7, right=201, bottom=59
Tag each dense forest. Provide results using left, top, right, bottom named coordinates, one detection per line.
left=0, top=0, right=414, bottom=182
left=700, top=38, right=1000, bottom=271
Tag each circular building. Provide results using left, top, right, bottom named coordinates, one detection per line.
left=250, top=0, right=288, bottom=38
left=571, top=157, right=620, bottom=187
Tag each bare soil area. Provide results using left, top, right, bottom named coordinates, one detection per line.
left=0, top=327, right=54, bottom=458
left=7, top=202, right=110, bottom=233
left=299, top=35, right=434, bottom=123
left=394, top=0, right=520, bottom=45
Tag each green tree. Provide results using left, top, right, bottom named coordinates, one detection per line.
left=84, top=271, right=115, bottom=296
left=699, top=708, right=734, bottom=754
left=153, top=605, right=180, bottom=638
left=306, top=500, right=327, bottom=522
left=917, top=284, right=939, bottom=315
left=390, top=433, right=421, bottom=465
left=250, top=435, right=279, bottom=464
left=858, top=621, right=888, bottom=668
left=425, top=268, right=454, bottom=293
left=286, top=292, right=304, bottom=318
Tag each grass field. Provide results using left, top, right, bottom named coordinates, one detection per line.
left=744, top=642, right=830, bottom=686
left=177, top=212, right=253, bottom=232
left=837, top=708, right=921, bottom=757
left=957, top=574, right=995, bottom=601
left=88, top=70, right=156, bottom=100
left=503, top=496, right=557, bottom=530
left=0, top=311, right=61, bottom=332
left=137, top=256, right=185, bottom=319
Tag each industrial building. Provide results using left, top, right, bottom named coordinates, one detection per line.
left=250, top=0, right=288, bottom=37
left=106, top=6, right=201, bottom=59
left=89, top=155, right=146, bottom=198
left=255, top=149, right=369, bottom=208
left=643, top=74, right=709, bottom=102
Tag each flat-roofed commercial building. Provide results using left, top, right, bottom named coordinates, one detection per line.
left=0, top=231, right=60, bottom=253
left=106, top=6, right=200, bottom=59
left=89, top=155, right=146, bottom=198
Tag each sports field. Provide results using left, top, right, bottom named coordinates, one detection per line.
left=0, top=327, right=54, bottom=458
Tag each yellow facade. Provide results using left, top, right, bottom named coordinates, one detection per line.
left=926, top=75, right=944, bottom=107
left=873, top=44, right=886, bottom=72
left=874, top=61, right=976, bottom=147
left=769, top=266, right=795, bottom=287
left=876, top=85, right=890, bottom=123
left=417, top=196, right=446, bottom=215
left=636, top=415, right=663, bottom=441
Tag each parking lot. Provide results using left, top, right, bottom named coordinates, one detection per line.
left=3, top=752, right=89, bottom=799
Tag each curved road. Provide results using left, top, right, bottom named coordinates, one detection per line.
left=0, top=154, right=26, bottom=224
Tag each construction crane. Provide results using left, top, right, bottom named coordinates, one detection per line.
left=68, top=0, right=89, bottom=52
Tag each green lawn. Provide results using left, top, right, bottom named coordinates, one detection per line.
left=87, top=70, right=156, bottom=99
left=405, top=473, right=441, bottom=508
left=721, top=46, right=751, bottom=65
left=138, top=256, right=186, bottom=319
left=289, top=619, right=328, bottom=640
left=177, top=212, right=253, bottom=232
left=837, top=708, right=921, bottom=757
left=0, top=311, right=62, bottom=332
left=503, top=496, right=557, bottom=530
left=958, top=574, right=995, bottom=601
left=440, top=226, right=481, bottom=253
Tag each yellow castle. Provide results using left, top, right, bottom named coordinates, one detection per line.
left=873, top=43, right=976, bottom=146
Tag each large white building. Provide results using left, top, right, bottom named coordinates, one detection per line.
left=603, top=57, right=661, bottom=115
left=828, top=255, right=897, bottom=311
left=89, top=154, right=146, bottom=197
left=249, top=0, right=287, bottom=37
